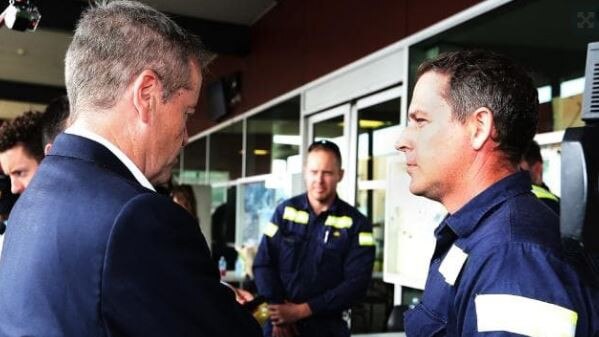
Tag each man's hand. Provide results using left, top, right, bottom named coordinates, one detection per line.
left=272, top=324, right=299, bottom=337
left=234, top=287, right=254, bottom=305
left=268, top=302, right=312, bottom=325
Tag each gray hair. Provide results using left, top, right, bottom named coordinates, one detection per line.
left=65, top=0, right=207, bottom=116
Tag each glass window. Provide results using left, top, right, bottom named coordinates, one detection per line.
left=246, top=97, right=300, bottom=177
left=237, top=180, right=288, bottom=246
left=209, top=121, right=243, bottom=183
left=408, top=0, right=597, bottom=133
left=356, top=95, right=401, bottom=272
left=179, top=137, right=207, bottom=184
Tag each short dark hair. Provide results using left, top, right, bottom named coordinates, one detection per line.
left=417, top=50, right=538, bottom=164
left=308, top=139, right=342, bottom=168
left=170, top=184, right=197, bottom=217
left=41, top=95, right=70, bottom=146
left=0, top=111, right=45, bottom=162
left=522, top=140, right=543, bottom=167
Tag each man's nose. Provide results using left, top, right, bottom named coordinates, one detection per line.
left=395, top=127, right=413, bottom=153
left=11, top=179, right=24, bottom=195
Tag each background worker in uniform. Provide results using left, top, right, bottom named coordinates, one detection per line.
left=520, top=140, right=560, bottom=214
left=254, top=139, right=375, bottom=337
left=396, top=50, right=595, bottom=336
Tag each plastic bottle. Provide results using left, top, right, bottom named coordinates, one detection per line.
left=218, top=256, right=227, bottom=278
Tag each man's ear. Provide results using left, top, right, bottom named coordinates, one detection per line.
left=44, top=143, right=52, bottom=156
left=469, top=107, right=494, bottom=151
left=131, top=69, right=160, bottom=124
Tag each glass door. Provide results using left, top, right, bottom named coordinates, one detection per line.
left=354, top=87, right=402, bottom=272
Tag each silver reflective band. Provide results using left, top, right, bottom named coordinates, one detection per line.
left=438, top=244, right=468, bottom=286
left=475, top=294, right=577, bottom=337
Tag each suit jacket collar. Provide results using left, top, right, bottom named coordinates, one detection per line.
left=48, top=133, right=139, bottom=186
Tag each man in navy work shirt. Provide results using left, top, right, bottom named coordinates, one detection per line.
left=396, top=50, right=596, bottom=336
left=520, top=140, right=560, bottom=215
left=254, top=140, right=375, bottom=337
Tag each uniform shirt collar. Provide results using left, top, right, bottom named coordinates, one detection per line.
left=65, top=126, right=156, bottom=192
left=441, top=171, right=532, bottom=239
left=301, top=193, right=342, bottom=215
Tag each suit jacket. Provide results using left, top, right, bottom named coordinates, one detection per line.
left=0, top=133, right=261, bottom=337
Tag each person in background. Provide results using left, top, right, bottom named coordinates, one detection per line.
left=0, top=1, right=261, bottom=336
left=0, top=174, right=18, bottom=259
left=0, top=96, right=70, bottom=196
left=520, top=140, right=560, bottom=214
left=396, top=49, right=595, bottom=336
left=211, top=200, right=239, bottom=270
left=0, top=97, right=69, bottom=261
left=0, top=111, right=44, bottom=194
left=41, top=95, right=70, bottom=155
left=170, top=184, right=197, bottom=218
left=254, top=139, right=375, bottom=337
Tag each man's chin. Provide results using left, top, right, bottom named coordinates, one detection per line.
left=408, top=182, right=426, bottom=197
left=151, top=163, right=176, bottom=186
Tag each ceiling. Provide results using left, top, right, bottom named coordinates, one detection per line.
left=139, top=0, right=276, bottom=25
left=0, top=0, right=277, bottom=119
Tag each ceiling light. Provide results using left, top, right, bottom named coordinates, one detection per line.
left=359, top=119, right=386, bottom=129
left=254, top=149, right=269, bottom=156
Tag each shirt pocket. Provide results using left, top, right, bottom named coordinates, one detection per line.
left=278, top=233, right=302, bottom=273
left=316, top=229, right=348, bottom=280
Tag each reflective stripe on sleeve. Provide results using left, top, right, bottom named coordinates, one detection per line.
left=264, top=222, right=279, bottom=237
left=325, top=215, right=353, bottom=229
left=475, top=294, right=577, bottom=337
left=358, top=232, right=375, bottom=246
left=282, top=206, right=309, bottom=224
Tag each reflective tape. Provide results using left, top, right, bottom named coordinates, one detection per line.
left=475, top=294, right=577, bottom=337
left=531, top=185, right=559, bottom=202
left=359, top=232, right=375, bottom=246
left=264, top=222, right=279, bottom=237
left=325, top=215, right=353, bottom=229
left=282, top=207, right=309, bottom=224
left=438, top=244, right=468, bottom=286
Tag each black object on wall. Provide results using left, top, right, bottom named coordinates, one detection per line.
left=206, top=72, right=242, bottom=122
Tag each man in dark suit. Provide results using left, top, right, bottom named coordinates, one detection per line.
left=0, top=1, right=261, bottom=336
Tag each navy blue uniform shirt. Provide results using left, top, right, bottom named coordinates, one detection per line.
left=254, top=193, right=375, bottom=337
left=404, top=172, right=596, bottom=337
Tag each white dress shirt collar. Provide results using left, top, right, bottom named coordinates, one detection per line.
left=64, top=126, right=156, bottom=192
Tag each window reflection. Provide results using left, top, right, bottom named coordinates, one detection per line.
left=408, top=0, right=594, bottom=133
left=246, top=97, right=300, bottom=177
left=356, top=96, right=401, bottom=272
left=179, top=137, right=207, bottom=184
left=209, top=122, right=243, bottom=182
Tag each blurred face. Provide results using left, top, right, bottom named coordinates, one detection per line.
left=304, top=149, right=344, bottom=207
left=148, top=61, right=202, bottom=184
left=520, top=159, right=543, bottom=185
left=0, top=144, right=40, bottom=194
left=172, top=193, right=193, bottom=214
left=395, top=71, right=471, bottom=203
